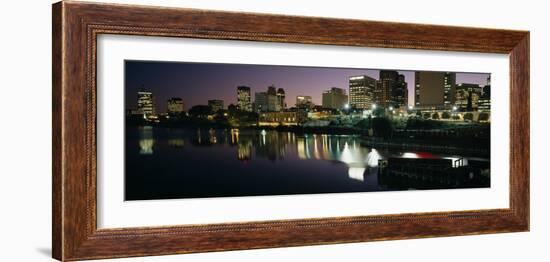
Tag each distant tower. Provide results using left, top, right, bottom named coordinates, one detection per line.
left=137, top=89, right=155, bottom=118
left=167, top=97, right=184, bottom=115
left=254, top=92, right=268, bottom=112
left=266, top=85, right=279, bottom=111
left=455, top=83, right=482, bottom=111
left=237, top=86, right=252, bottom=112
left=443, top=72, right=456, bottom=108
left=267, top=85, right=277, bottom=96
left=296, top=95, right=314, bottom=109
left=322, top=87, right=348, bottom=109
left=208, top=99, right=224, bottom=112
left=375, top=70, right=399, bottom=108
left=478, top=76, right=491, bottom=112
left=394, top=74, right=408, bottom=108
left=414, top=71, right=456, bottom=109
left=276, top=88, right=286, bottom=110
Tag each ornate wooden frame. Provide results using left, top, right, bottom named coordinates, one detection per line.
left=52, top=1, right=530, bottom=261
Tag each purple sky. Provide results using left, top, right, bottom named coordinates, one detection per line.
left=125, top=61, right=490, bottom=112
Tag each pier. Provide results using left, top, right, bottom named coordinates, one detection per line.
left=378, top=157, right=490, bottom=189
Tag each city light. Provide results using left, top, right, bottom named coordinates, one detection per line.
left=348, top=167, right=366, bottom=182
left=124, top=63, right=492, bottom=201
left=261, top=129, right=267, bottom=145
left=366, top=149, right=381, bottom=167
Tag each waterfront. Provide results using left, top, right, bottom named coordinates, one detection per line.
left=125, top=126, right=490, bottom=200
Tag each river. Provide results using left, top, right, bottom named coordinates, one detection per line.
left=125, top=126, right=490, bottom=200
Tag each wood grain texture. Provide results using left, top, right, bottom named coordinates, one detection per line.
left=52, top=2, right=63, bottom=260
left=52, top=1, right=530, bottom=261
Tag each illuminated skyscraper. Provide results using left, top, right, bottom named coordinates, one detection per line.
left=455, top=83, right=482, bottom=111
left=443, top=72, right=456, bottom=108
left=373, top=71, right=408, bottom=109
left=478, top=82, right=491, bottom=112
left=137, top=89, right=155, bottom=118
left=349, top=75, right=376, bottom=109
left=237, top=86, right=252, bottom=112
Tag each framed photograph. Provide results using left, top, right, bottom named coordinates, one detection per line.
left=52, top=1, right=529, bottom=261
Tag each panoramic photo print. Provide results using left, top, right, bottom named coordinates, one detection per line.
left=124, top=61, right=491, bottom=201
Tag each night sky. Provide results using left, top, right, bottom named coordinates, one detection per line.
left=125, top=60, right=490, bottom=112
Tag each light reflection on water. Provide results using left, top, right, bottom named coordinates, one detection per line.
left=129, top=126, right=489, bottom=200
left=138, top=126, right=154, bottom=155
left=137, top=126, right=472, bottom=179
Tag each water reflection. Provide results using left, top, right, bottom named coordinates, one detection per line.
left=348, top=167, right=366, bottom=182
left=146, top=127, right=386, bottom=181
left=127, top=126, right=490, bottom=200
left=209, top=128, right=217, bottom=144
left=237, top=140, right=252, bottom=162
left=367, top=149, right=382, bottom=167
left=138, top=126, right=154, bottom=155
left=167, top=139, right=184, bottom=148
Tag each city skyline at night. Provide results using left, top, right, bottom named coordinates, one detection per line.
left=125, top=60, right=490, bottom=112
left=125, top=60, right=491, bottom=201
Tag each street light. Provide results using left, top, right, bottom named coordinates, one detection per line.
left=452, top=106, right=458, bottom=111
left=408, top=105, right=414, bottom=110
left=344, top=103, right=350, bottom=110
left=371, top=104, right=377, bottom=110
left=389, top=106, right=394, bottom=111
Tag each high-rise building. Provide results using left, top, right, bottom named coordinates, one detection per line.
left=478, top=83, right=491, bottom=112
left=349, top=75, right=376, bottom=109
left=137, top=89, right=155, bottom=118
left=414, top=72, right=456, bottom=109
left=375, top=70, right=399, bottom=108
left=167, top=97, right=184, bottom=115
left=237, top=86, right=252, bottom=112
left=393, top=74, right=408, bottom=109
left=455, top=83, right=482, bottom=111
left=266, top=85, right=279, bottom=111
left=322, top=87, right=348, bottom=109
left=276, top=88, right=286, bottom=110
left=254, top=92, right=268, bottom=112
left=208, top=99, right=224, bottom=112
left=255, top=85, right=282, bottom=112
left=296, top=95, right=314, bottom=109
left=443, top=72, right=456, bottom=108
left=267, top=96, right=278, bottom=111
left=267, top=85, right=277, bottom=96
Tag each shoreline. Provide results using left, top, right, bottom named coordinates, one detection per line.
left=130, top=123, right=490, bottom=157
